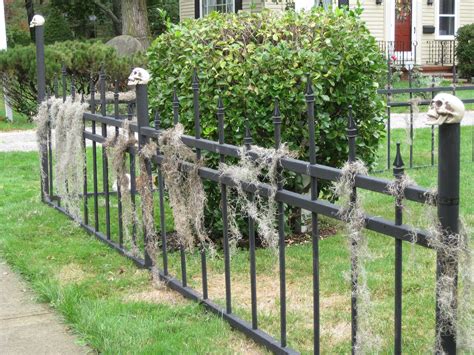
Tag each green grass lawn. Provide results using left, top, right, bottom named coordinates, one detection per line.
left=0, top=97, right=35, bottom=131
left=0, top=126, right=472, bottom=354
left=0, top=151, right=266, bottom=354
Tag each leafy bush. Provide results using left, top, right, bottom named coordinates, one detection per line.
left=148, top=8, right=386, bottom=238
left=456, top=24, right=474, bottom=82
left=0, top=40, right=146, bottom=116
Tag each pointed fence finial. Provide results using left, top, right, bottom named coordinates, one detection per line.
left=173, top=86, right=179, bottom=103
left=154, top=110, right=161, bottom=129
left=393, top=142, right=405, bottom=177
left=172, top=86, right=180, bottom=125
left=305, top=75, right=314, bottom=100
left=273, top=98, right=282, bottom=149
left=192, top=68, right=199, bottom=90
left=346, top=105, right=357, bottom=138
left=244, top=119, right=253, bottom=149
left=217, top=96, right=225, bottom=145
left=273, top=98, right=281, bottom=124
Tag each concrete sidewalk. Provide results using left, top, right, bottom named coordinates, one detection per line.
left=0, top=261, right=88, bottom=354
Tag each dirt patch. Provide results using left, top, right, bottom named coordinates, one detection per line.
left=123, top=285, right=189, bottom=306
left=322, top=321, right=351, bottom=345
left=57, top=263, right=90, bottom=285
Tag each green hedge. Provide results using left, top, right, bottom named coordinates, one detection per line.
left=148, top=8, right=386, bottom=237
left=148, top=8, right=385, bottom=168
left=0, top=40, right=146, bottom=116
left=456, top=24, right=474, bottom=82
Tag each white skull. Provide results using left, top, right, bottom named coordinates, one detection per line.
left=128, top=68, right=151, bottom=86
left=426, top=93, right=465, bottom=125
left=29, top=15, right=45, bottom=28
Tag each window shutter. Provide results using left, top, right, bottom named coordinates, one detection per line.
left=195, top=0, right=200, bottom=18
left=235, top=0, right=242, bottom=12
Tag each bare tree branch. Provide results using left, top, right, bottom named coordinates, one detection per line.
left=93, top=0, right=122, bottom=27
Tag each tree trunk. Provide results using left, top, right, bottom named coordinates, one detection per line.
left=112, top=0, right=122, bottom=36
left=121, top=0, right=150, bottom=49
left=24, top=0, right=35, bottom=41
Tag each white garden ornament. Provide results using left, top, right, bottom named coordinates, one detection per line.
left=426, top=93, right=465, bottom=125
left=128, top=68, right=150, bottom=86
left=29, top=15, right=45, bottom=28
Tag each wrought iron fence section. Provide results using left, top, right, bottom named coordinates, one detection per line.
left=32, top=18, right=463, bottom=355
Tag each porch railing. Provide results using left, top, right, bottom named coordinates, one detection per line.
left=425, top=40, right=456, bottom=66
left=377, top=40, right=457, bottom=67
left=377, top=41, right=418, bottom=66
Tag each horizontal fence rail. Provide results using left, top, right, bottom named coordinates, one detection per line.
left=32, top=19, right=463, bottom=355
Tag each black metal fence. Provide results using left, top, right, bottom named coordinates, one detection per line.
left=33, top=20, right=463, bottom=354
left=426, top=40, right=456, bottom=66
left=377, top=40, right=456, bottom=67
left=378, top=59, right=474, bottom=171
left=377, top=41, right=418, bottom=66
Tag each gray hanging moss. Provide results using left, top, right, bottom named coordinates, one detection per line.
left=34, top=97, right=87, bottom=220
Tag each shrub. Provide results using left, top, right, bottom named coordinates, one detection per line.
left=44, top=8, right=74, bottom=44
left=0, top=40, right=146, bottom=116
left=147, top=8, right=385, bottom=238
left=456, top=24, right=474, bottom=82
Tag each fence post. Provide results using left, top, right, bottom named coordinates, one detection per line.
left=132, top=68, right=153, bottom=268
left=31, top=15, right=48, bottom=201
left=436, top=119, right=462, bottom=354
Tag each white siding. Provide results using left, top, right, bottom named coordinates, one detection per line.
left=459, top=0, right=474, bottom=27
left=180, top=0, right=195, bottom=20
left=352, top=0, right=385, bottom=41
left=420, top=2, right=436, bottom=65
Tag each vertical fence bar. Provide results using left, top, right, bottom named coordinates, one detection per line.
left=217, top=96, right=232, bottom=314
left=431, top=76, right=436, bottom=166
left=53, top=74, right=59, bottom=98
left=306, top=78, right=320, bottom=354
left=173, top=87, right=186, bottom=288
left=90, top=74, right=99, bottom=231
left=244, top=119, right=258, bottom=329
left=82, top=84, right=89, bottom=225
left=71, top=75, right=76, bottom=100
left=114, top=80, right=124, bottom=247
left=192, top=69, right=208, bottom=299
left=100, top=68, right=111, bottom=240
left=173, top=87, right=179, bottom=125
left=387, top=58, right=392, bottom=170
left=62, top=64, right=67, bottom=102
left=436, top=121, right=461, bottom=354
left=273, top=99, right=287, bottom=348
left=155, top=111, right=169, bottom=275
left=393, top=143, right=404, bottom=355
left=452, top=41, right=457, bottom=83
left=33, top=17, right=48, bottom=200
left=136, top=76, right=153, bottom=267
left=408, top=68, right=414, bottom=168
left=347, top=106, right=358, bottom=354
left=46, top=90, right=53, bottom=198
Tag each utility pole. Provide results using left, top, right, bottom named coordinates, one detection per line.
left=0, top=0, right=13, bottom=121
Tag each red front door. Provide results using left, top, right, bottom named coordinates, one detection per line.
left=395, top=0, right=412, bottom=52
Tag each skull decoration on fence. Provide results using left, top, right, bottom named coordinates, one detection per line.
left=128, top=68, right=151, bottom=86
left=29, top=15, right=45, bottom=28
left=426, top=93, right=465, bottom=125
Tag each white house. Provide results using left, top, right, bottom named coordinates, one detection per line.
left=179, top=0, right=474, bottom=68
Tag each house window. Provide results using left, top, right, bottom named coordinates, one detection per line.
left=201, top=0, right=235, bottom=17
left=438, top=0, right=455, bottom=36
